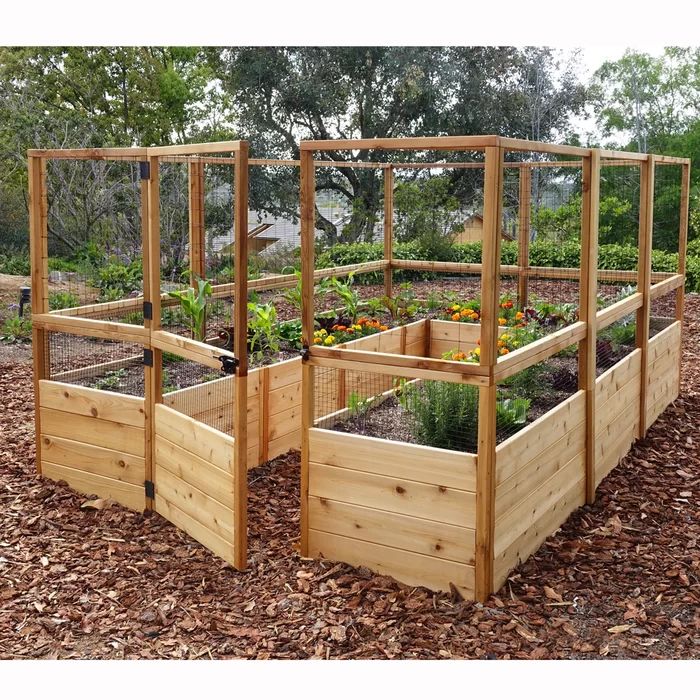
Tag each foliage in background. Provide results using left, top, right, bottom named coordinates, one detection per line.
left=48, top=291, right=80, bottom=311
left=393, top=176, right=462, bottom=259
left=315, top=240, right=700, bottom=292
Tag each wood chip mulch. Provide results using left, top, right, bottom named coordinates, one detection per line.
left=0, top=296, right=698, bottom=659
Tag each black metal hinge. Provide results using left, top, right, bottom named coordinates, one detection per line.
left=143, top=349, right=154, bottom=367
left=143, top=301, right=153, bottom=320
left=219, top=355, right=239, bottom=375
left=139, top=161, right=150, bottom=180
left=145, top=480, right=155, bottom=499
left=300, top=345, right=310, bottom=361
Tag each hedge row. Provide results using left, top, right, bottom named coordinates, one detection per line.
left=315, top=241, right=700, bottom=293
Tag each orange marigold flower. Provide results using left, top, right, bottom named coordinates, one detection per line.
left=379, top=325, right=388, bottom=331
left=451, top=313, right=461, bottom=321
left=452, top=351, right=466, bottom=361
left=515, top=311, right=524, bottom=320
left=313, top=337, right=322, bottom=344
left=499, top=347, right=510, bottom=355
left=498, top=317, right=507, bottom=326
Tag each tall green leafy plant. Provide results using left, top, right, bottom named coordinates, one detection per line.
left=324, top=273, right=361, bottom=323
left=167, top=278, right=212, bottom=342
left=247, top=301, right=280, bottom=361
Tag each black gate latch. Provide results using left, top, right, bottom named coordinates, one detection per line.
left=219, top=355, right=239, bottom=374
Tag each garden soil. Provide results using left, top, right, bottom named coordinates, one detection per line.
left=0, top=296, right=698, bottom=659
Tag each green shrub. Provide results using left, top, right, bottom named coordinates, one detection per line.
left=0, top=253, right=30, bottom=276
left=48, top=257, right=81, bottom=272
left=1, top=315, right=32, bottom=343
left=93, top=260, right=143, bottom=298
left=49, top=291, right=80, bottom=311
left=314, top=240, right=700, bottom=292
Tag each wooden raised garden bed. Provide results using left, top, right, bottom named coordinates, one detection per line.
left=28, top=137, right=690, bottom=600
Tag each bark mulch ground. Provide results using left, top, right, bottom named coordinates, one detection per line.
left=0, top=296, right=698, bottom=660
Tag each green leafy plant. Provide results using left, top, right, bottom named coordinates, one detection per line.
left=161, top=368, right=177, bottom=394
left=364, top=296, right=385, bottom=318
left=1, top=314, right=32, bottom=344
left=496, top=398, right=531, bottom=433
left=381, top=282, right=418, bottom=322
left=167, top=279, right=212, bottom=342
left=49, top=290, right=80, bottom=311
left=279, top=319, right=302, bottom=349
left=347, top=391, right=380, bottom=420
left=247, top=301, right=280, bottom=360
left=423, top=290, right=443, bottom=311
left=607, top=319, right=637, bottom=349
left=324, top=273, right=361, bottom=323
left=280, top=268, right=304, bottom=311
left=93, top=368, right=127, bottom=392
left=400, top=380, right=479, bottom=452
left=0, top=253, right=31, bottom=276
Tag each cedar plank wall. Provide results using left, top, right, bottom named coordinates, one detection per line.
left=153, top=403, right=237, bottom=565
left=492, top=391, right=587, bottom=590
left=39, top=380, right=147, bottom=511
left=307, top=428, right=477, bottom=599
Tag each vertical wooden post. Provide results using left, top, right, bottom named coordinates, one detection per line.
left=383, top=164, right=394, bottom=299
left=475, top=144, right=503, bottom=601
left=636, top=155, right=655, bottom=438
left=676, top=161, right=690, bottom=390
left=146, top=157, right=163, bottom=511
left=29, top=155, right=48, bottom=475
left=188, top=160, right=206, bottom=284
left=233, top=143, right=249, bottom=570
left=141, top=160, right=155, bottom=511
left=517, top=166, right=531, bottom=309
left=259, top=366, right=270, bottom=464
left=299, top=148, right=316, bottom=556
left=579, top=150, right=600, bottom=504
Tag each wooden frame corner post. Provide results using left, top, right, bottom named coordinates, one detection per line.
left=233, top=143, right=250, bottom=570
left=384, top=164, right=394, bottom=299
left=676, top=161, right=690, bottom=389
left=517, top=165, right=531, bottom=309
left=580, top=149, right=600, bottom=504
left=28, top=154, right=49, bottom=475
left=636, top=155, right=655, bottom=438
left=299, top=149, right=316, bottom=557
left=475, top=145, right=503, bottom=601
left=188, top=159, right=206, bottom=285
left=142, top=156, right=159, bottom=511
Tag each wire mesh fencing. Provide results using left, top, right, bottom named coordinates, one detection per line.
left=649, top=289, right=678, bottom=338
left=160, top=353, right=234, bottom=435
left=46, top=331, right=145, bottom=397
left=496, top=345, right=580, bottom=444
left=45, top=156, right=145, bottom=320
left=313, top=365, right=481, bottom=454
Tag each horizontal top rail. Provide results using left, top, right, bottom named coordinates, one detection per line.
left=145, top=141, right=242, bottom=156
left=498, top=137, right=592, bottom=157
left=300, top=135, right=499, bottom=151
left=27, top=147, right=149, bottom=160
